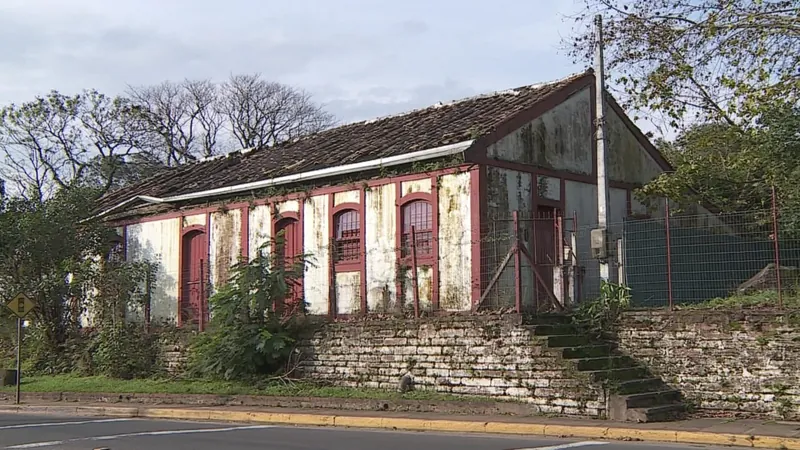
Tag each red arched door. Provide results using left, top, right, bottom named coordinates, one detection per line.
left=181, top=228, right=208, bottom=327
left=274, top=217, right=302, bottom=311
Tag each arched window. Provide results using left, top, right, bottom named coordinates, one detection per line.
left=334, top=209, right=361, bottom=264
left=401, top=200, right=433, bottom=259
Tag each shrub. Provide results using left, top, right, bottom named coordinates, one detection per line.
left=185, top=239, right=311, bottom=381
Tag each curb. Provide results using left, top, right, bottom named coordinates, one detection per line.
left=2, top=405, right=798, bottom=449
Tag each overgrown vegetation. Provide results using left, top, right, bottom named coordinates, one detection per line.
left=185, top=238, right=310, bottom=381
left=572, top=281, right=632, bottom=339
left=679, top=290, right=800, bottom=310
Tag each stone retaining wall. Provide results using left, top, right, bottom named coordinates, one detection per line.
left=297, top=315, right=604, bottom=417
left=618, top=309, right=800, bottom=419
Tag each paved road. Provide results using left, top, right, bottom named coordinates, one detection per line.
left=0, top=413, right=731, bottom=450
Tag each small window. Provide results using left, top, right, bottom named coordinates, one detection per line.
left=401, top=200, right=433, bottom=258
left=334, top=209, right=361, bottom=263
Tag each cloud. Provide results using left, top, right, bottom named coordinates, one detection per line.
left=0, top=0, right=584, bottom=125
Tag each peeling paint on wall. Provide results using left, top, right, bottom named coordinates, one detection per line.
left=537, top=175, right=561, bottom=201
left=248, top=205, right=271, bottom=260
left=335, top=271, right=361, bottom=314
left=333, top=190, right=360, bottom=206
left=182, top=214, right=205, bottom=228
left=437, top=172, right=472, bottom=311
left=365, top=183, right=397, bottom=312
left=303, top=195, right=329, bottom=315
left=276, top=200, right=300, bottom=216
left=401, top=178, right=432, bottom=196
left=209, top=209, right=242, bottom=293
left=486, top=88, right=592, bottom=175
left=606, top=108, right=663, bottom=185
left=126, top=218, right=180, bottom=322
left=400, top=266, right=433, bottom=311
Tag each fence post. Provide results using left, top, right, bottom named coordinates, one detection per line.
left=410, top=226, right=420, bottom=318
left=771, top=185, right=783, bottom=309
left=199, top=258, right=205, bottom=332
left=664, top=200, right=674, bottom=311
left=513, top=211, right=522, bottom=313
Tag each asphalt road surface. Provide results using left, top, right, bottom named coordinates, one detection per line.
left=0, top=413, right=729, bottom=450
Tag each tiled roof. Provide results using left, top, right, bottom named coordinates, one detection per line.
left=95, top=71, right=591, bottom=214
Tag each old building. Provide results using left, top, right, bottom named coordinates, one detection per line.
left=93, top=69, right=685, bottom=325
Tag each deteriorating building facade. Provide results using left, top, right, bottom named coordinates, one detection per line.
left=93, top=70, right=691, bottom=325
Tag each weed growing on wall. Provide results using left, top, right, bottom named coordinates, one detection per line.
left=185, top=235, right=311, bottom=381
left=572, top=281, right=631, bottom=339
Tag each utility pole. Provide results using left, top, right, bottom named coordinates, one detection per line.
left=591, top=14, right=611, bottom=281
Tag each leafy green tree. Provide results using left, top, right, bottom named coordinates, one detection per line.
left=567, top=0, right=800, bottom=129
left=638, top=104, right=800, bottom=230
left=0, top=186, right=116, bottom=372
left=186, top=238, right=309, bottom=381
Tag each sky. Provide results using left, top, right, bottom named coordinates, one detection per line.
left=0, top=0, right=593, bottom=127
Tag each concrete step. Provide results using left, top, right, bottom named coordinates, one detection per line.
left=622, top=389, right=682, bottom=409
left=561, top=344, right=616, bottom=359
left=575, top=355, right=639, bottom=371
left=614, top=378, right=667, bottom=395
left=587, top=366, right=649, bottom=382
left=626, top=402, right=686, bottom=423
left=525, top=314, right=573, bottom=325
left=546, top=334, right=590, bottom=348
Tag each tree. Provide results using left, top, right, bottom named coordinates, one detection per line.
left=127, top=73, right=336, bottom=165
left=126, top=80, right=224, bottom=167
left=566, top=0, right=800, bottom=129
left=218, top=74, right=335, bottom=149
left=0, top=91, right=149, bottom=201
left=0, top=186, right=116, bottom=372
left=638, top=103, right=800, bottom=230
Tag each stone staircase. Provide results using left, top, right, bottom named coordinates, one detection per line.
left=526, top=315, right=685, bottom=423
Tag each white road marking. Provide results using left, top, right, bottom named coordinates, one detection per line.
left=0, top=418, right=132, bottom=430
left=5, top=425, right=274, bottom=449
left=513, top=441, right=609, bottom=450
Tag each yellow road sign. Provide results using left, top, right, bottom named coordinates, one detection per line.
left=6, top=293, right=36, bottom=318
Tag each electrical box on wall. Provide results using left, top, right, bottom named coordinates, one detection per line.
left=590, top=228, right=609, bottom=260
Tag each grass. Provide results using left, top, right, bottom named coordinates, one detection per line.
left=0, top=374, right=491, bottom=402
left=677, top=290, right=800, bottom=310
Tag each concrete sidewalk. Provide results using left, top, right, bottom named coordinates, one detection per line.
left=1, top=402, right=799, bottom=449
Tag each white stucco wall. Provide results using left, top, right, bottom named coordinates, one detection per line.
left=333, top=190, right=360, bottom=206
left=248, top=204, right=271, bottom=259
left=437, top=172, right=472, bottom=311
left=208, top=208, right=242, bottom=293
left=125, top=218, right=180, bottom=322
left=365, top=183, right=397, bottom=312
left=487, top=87, right=593, bottom=175
left=303, top=195, right=330, bottom=315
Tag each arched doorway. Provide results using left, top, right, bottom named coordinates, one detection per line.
left=274, top=216, right=303, bottom=311
left=181, top=227, right=208, bottom=327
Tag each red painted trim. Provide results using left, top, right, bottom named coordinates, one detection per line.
left=331, top=202, right=361, bottom=215
left=240, top=206, right=249, bottom=260
left=469, top=166, right=482, bottom=311
left=394, top=181, right=403, bottom=311
left=397, top=191, right=433, bottom=206
left=181, top=224, right=206, bottom=235
left=109, top=166, right=473, bottom=227
left=177, top=219, right=209, bottom=328
left=359, top=187, right=368, bottom=315
left=330, top=202, right=362, bottom=273
left=430, top=174, right=440, bottom=311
